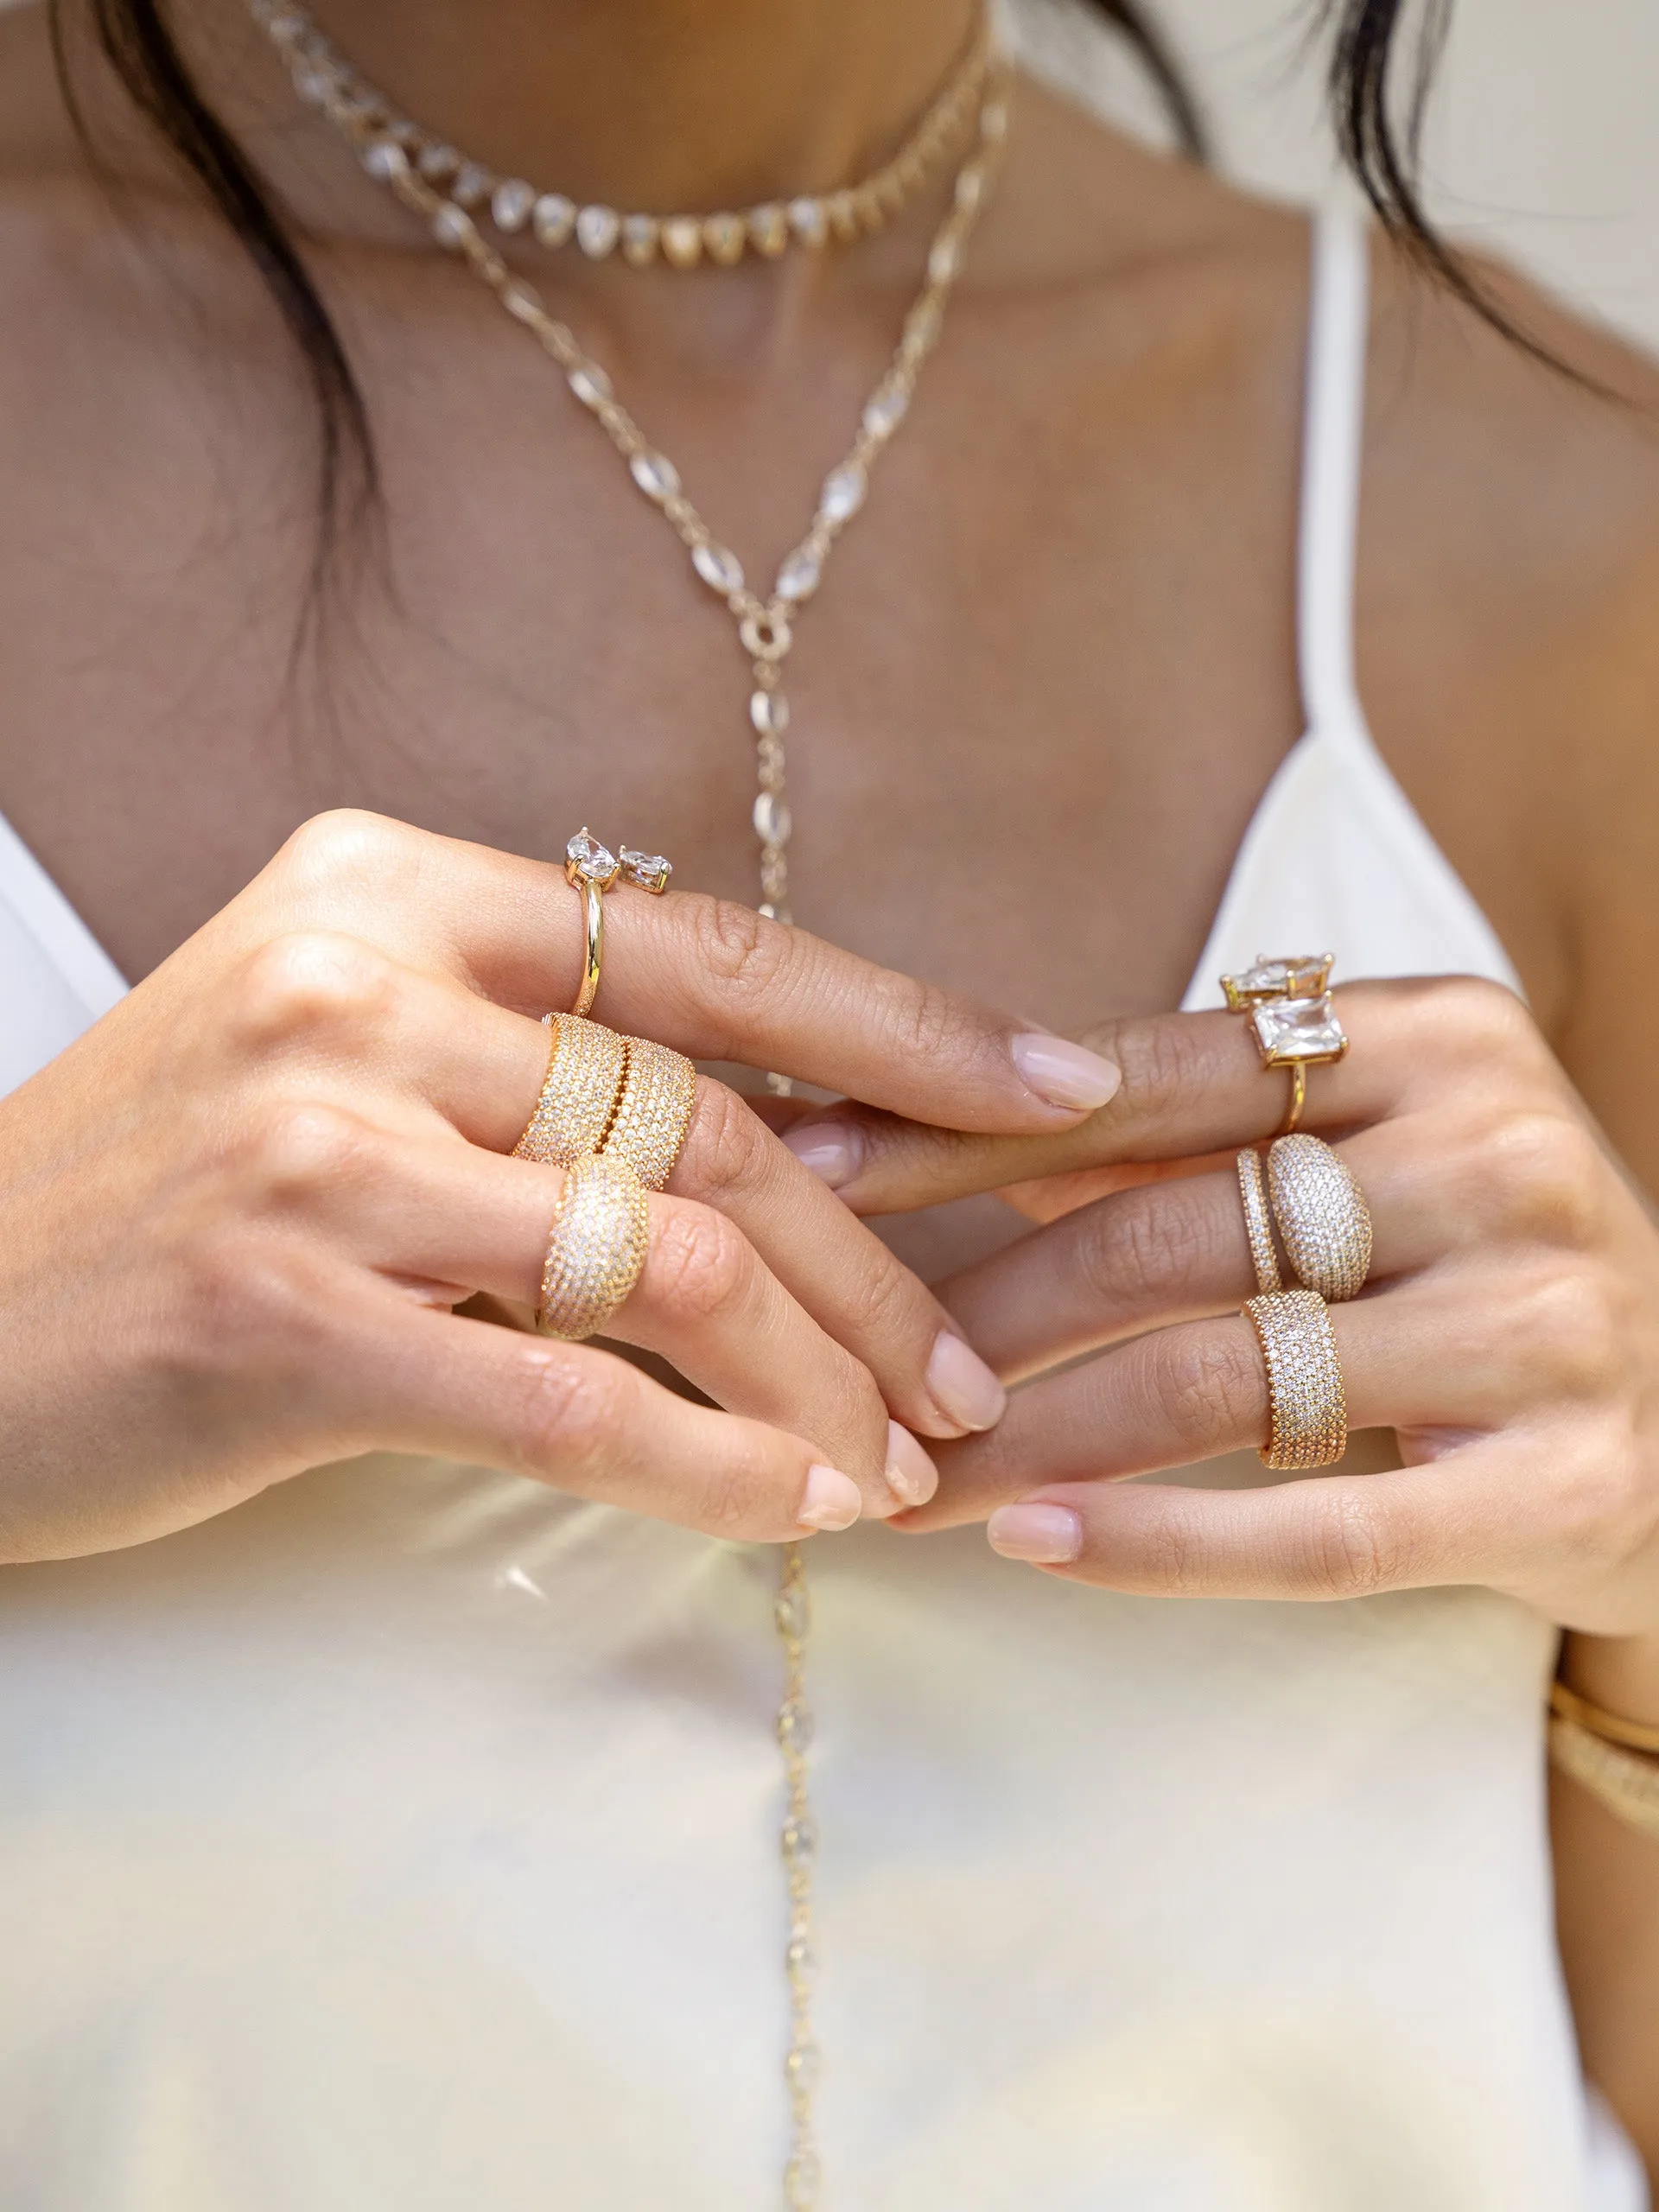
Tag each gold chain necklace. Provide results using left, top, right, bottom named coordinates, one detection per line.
left=257, top=15, right=1007, bottom=2198
left=258, top=1, right=992, bottom=271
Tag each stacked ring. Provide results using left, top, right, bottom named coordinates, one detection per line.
left=537, top=1151, right=652, bottom=1340
left=1266, top=1134, right=1373, bottom=1302
left=604, top=1034, right=698, bottom=1192
left=563, top=827, right=674, bottom=1019
left=1243, top=1287, right=1349, bottom=1471
left=1236, top=1147, right=1282, bottom=1295
left=515, top=1013, right=627, bottom=1166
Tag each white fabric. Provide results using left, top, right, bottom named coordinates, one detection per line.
left=0, top=206, right=1641, bottom=2210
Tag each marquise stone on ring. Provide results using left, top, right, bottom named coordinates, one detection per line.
left=563, top=827, right=674, bottom=1018
left=1220, top=951, right=1349, bottom=1135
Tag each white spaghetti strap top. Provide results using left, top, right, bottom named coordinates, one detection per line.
left=0, top=203, right=1645, bottom=2212
left=1185, top=203, right=1522, bottom=1010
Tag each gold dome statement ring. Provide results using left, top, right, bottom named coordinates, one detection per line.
left=1266, top=1134, right=1373, bottom=1302
left=563, top=828, right=673, bottom=1019
left=1243, top=1287, right=1348, bottom=1471
left=1221, top=953, right=1349, bottom=1136
left=537, top=1152, right=652, bottom=1340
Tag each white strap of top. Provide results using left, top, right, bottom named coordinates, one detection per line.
left=1297, top=201, right=1370, bottom=738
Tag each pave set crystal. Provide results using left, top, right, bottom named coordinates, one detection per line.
left=536, top=1151, right=652, bottom=1341
left=1243, top=1287, right=1349, bottom=1471
left=515, top=1013, right=695, bottom=1192
left=1265, top=1134, right=1373, bottom=1304
left=256, top=0, right=991, bottom=271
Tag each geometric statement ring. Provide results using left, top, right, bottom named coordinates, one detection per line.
left=564, top=827, right=674, bottom=1018
left=1266, top=1134, right=1373, bottom=1302
left=1220, top=951, right=1348, bottom=1135
left=1243, top=1286, right=1349, bottom=1471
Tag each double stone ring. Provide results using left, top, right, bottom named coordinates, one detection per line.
left=1223, top=954, right=1368, bottom=1471
left=563, top=826, right=673, bottom=1019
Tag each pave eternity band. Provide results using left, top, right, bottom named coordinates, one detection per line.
left=515, top=1012, right=696, bottom=1191
left=1243, top=1286, right=1349, bottom=1471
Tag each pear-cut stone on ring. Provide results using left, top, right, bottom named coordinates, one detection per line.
left=1250, top=993, right=1348, bottom=1065
left=1222, top=952, right=1333, bottom=1009
left=619, top=847, right=672, bottom=894
left=565, top=828, right=620, bottom=887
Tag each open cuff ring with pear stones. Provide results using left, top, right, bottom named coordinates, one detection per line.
left=1221, top=952, right=1350, bottom=1135
left=563, top=827, right=673, bottom=1018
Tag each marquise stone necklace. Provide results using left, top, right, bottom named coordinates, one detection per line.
left=254, top=7, right=1007, bottom=2200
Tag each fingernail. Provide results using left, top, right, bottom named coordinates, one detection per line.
left=782, top=1122, right=862, bottom=1190
left=884, top=1421, right=939, bottom=1509
left=987, top=1503, right=1083, bottom=1564
left=798, top=1465, right=863, bottom=1533
left=1010, top=1033, right=1122, bottom=1113
left=925, top=1331, right=1007, bottom=1434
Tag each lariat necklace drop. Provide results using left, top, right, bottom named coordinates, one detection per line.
left=254, top=10, right=1007, bottom=2199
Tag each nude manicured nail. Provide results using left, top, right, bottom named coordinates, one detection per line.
left=987, top=1503, right=1083, bottom=1565
left=1009, top=1033, right=1122, bottom=1112
left=885, top=1421, right=939, bottom=1510
left=782, top=1122, right=862, bottom=1190
left=798, top=1465, right=863, bottom=1533
left=926, top=1332, right=1007, bottom=1435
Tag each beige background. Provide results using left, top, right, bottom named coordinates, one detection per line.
left=1017, top=0, right=1659, bottom=352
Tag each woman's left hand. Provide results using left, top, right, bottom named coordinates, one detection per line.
left=780, top=976, right=1659, bottom=1630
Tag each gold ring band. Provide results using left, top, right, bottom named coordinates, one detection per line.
left=563, top=827, right=675, bottom=1020
left=514, top=1013, right=627, bottom=1166
left=1280, top=1062, right=1306, bottom=1135
left=1219, top=953, right=1347, bottom=1135
left=1236, top=1147, right=1282, bottom=1295
left=604, top=1034, right=697, bottom=1191
left=1266, top=1134, right=1373, bottom=1303
left=1243, top=1287, right=1348, bottom=1470
left=537, top=1151, right=651, bottom=1340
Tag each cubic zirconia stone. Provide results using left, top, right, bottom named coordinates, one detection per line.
left=417, top=142, right=461, bottom=181
left=862, top=383, right=910, bottom=438
left=775, top=545, right=823, bottom=603
left=820, top=462, right=867, bottom=523
left=753, top=791, right=792, bottom=846
left=567, top=362, right=612, bottom=409
left=565, top=828, right=620, bottom=884
left=928, top=234, right=962, bottom=283
left=773, top=1582, right=810, bottom=1638
left=747, top=204, right=788, bottom=257
left=575, top=203, right=620, bottom=258
left=431, top=204, right=474, bottom=249
left=955, top=162, right=987, bottom=212
left=490, top=177, right=535, bottom=232
left=629, top=450, right=681, bottom=502
left=780, top=1817, right=817, bottom=1865
left=532, top=193, right=576, bottom=246
left=1223, top=952, right=1333, bottom=1007
left=703, top=213, right=745, bottom=265
left=691, top=542, right=745, bottom=595
left=361, top=137, right=407, bottom=180
left=451, top=161, right=492, bottom=208
left=776, top=1696, right=813, bottom=1750
left=1251, top=994, right=1348, bottom=1064
left=620, top=214, right=659, bottom=266
left=750, top=689, right=790, bottom=737
left=619, top=848, right=672, bottom=893
left=661, top=216, right=703, bottom=269
left=295, top=66, right=336, bottom=105
left=788, top=196, right=828, bottom=247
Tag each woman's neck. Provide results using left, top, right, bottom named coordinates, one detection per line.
left=208, top=0, right=982, bottom=220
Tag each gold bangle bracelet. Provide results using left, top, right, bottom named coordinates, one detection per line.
left=1549, top=1679, right=1659, bottom=1758
left=1548, top=1707, right=1659, bottom=1844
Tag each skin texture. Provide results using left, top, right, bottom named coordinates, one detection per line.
left=4, top=0, right=1659, bottom=2169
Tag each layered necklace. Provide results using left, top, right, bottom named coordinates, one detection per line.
left=254, top=8, right=1007, bottom=2198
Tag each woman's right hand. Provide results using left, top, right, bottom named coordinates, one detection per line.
left=0, top=810, right=1121, bottom=1562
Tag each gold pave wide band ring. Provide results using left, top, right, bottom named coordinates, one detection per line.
left=1221, top=952, right=1349, bottom=1136
left=515, top=1014, right=697, bottom=1192
left=1236, top=1134, right=1373, bottom=1304
left=537, top=1152, right=652, bottom=1340
left=563, top=827, right=674, bottom=1019
left=1243, top=1287, right=1349, bottom=1471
